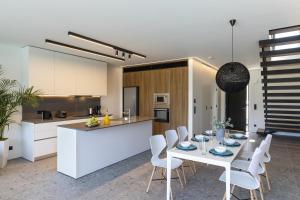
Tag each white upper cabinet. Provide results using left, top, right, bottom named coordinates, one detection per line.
left=53, top=53, right=77, bottom=96
left=27, top=47, right=55, bottom=95
left=23, top=47, right=107, bottom=96
left=76, top=58, right=107, bottom=96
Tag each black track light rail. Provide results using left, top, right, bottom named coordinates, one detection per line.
left=68, top=31, right=146, bottom=58
left=45, top=39, right=125, bottom=61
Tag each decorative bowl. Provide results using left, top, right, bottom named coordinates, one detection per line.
left=195, top=135, right=205, bottom=140
left=234, top=133, right=244, bottom=138
left=180, top=141, right=191, bottom=148
left=215, top=146, right=226, bottom=153
left=224, top=138, right=235, bottom=145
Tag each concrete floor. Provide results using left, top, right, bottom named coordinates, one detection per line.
left=0, top=134, right=299, bottom=200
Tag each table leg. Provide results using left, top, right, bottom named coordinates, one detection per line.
left=166, top=152, right=172, bottom=200
left=225, top=165, right=231, bottom=200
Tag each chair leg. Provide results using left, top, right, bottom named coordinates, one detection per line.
left=181, top=165, right=187, bottom=184
left=222, top=191, right=226, bottom=200
left=176, top=169, right=184, bottom=188
left=146, top=166, right=156, bottom=193
left=170, top=187, right=174, bottom=200
left=253, top=189, right=258, bottom=200
left=192, top=161, right=197, bottom=173
left=260, top=176, right=265, bottom=192
left=250, top=190, right=254, bottom=200
left=265, top=164, right=271, bottom=191
left=259, top=185, right=265, bottom=200
left=189, top=161, right=195, bottom=175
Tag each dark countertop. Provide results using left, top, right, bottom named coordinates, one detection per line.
left=58, top=116, right=154, bottom=131
left=22, top=114, right=109, bottom=124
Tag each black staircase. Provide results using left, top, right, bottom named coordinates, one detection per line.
left=259, top=25, right=300, bottom=133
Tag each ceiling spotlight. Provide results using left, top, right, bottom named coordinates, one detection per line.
left=115, top=50, right=118, bottom=56
left=122, top=52, right=125, bottom=58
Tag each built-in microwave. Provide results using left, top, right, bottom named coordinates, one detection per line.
left=154, top=93, right=170, bottom=108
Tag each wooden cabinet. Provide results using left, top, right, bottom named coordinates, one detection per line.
left=23, top=47, right=107, bottom=96
left=123, top=67, right=188, bottom=135
left=170, top=67, right=188, bottom=130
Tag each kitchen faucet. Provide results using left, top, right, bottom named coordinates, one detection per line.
left=123, top=108, right=131, bottom=120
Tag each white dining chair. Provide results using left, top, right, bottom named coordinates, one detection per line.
left=240, top=134, right=272, bottom=190
left=177, top=126, right=189, bottom=142
left=146, top=135, right=184, bottom=193
left=176, top=126, right=197, bottom=174
left=219, top=147, right=265, bottom=200
left=231, top=140, right=268, bottom=192
left=165, top=130, right=187, bottom=184
left=165, top=130, right=179, bottom=150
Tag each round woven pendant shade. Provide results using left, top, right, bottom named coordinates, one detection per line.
left=216, top=62, right=250, bottom=93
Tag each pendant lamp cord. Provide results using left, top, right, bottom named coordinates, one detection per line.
left=231, top=23, right=234, bottom=62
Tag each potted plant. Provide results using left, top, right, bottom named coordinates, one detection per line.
left=213, top=118, right=233, bottom=143
left=0, top=67, right=40, bottom=168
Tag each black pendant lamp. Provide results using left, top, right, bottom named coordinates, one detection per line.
left=216, top=19, right=250, bottom=93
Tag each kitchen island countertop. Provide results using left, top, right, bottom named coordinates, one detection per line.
left=58, top=116, right=154, bottom=131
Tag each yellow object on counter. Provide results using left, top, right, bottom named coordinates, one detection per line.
left=103, top=113, right=110, bottom=125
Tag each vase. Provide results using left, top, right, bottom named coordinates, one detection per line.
left=0, top=138, right=9, bottom=168
left=216, top=128, right=225, bottom=144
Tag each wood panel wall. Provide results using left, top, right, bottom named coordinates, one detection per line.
left=123, top=67, right=188, bottom=134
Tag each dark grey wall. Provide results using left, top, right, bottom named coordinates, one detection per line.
left=22, top=96, right=101, bottom=120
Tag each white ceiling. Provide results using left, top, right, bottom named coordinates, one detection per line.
left=0, top=0, right=300, bottom=68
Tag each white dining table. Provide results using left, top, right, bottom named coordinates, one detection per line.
left=166, top=135, right=248, bottom=200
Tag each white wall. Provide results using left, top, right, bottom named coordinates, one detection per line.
left=248, top=68, right=265, bottom=132
left=190, top=58, right=219, bottom=136
left=101, top=64, right=123, bottom=118
left=0, top=44, right=23, bottom=159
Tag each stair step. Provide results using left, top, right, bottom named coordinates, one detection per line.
left=263, top=93, right=300, bottom=97
left=265, top=126, right=300, bottom=133
left=263, top=85, right=300, bottom=90
left=262, top=77, right=300, bottom=83
left=264, top=105, right=300, bottom=109
left=265, top=119, right=300, bottom=125
left=261, top=68, right=300, bottom=75
left=259, top=35, right=300, bottom=48
left=261, top=58, right=300, bottom=67
left=260, top=47, right=300, bottom=58
left=263, top=99, right=300, bottom=103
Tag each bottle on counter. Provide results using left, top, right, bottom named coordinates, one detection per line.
left=103, top=110, right=110, bottom=125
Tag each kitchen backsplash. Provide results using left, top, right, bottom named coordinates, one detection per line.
left=22, top=96, right=101, bottom=120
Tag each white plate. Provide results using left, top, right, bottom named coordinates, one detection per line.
left=180, top=141, right=191, bottom=148
left=215, top=146, right=226, bottom=153
left=234, top=133, right=244, bottom=138
left=224, top=138, right=235, bottom=145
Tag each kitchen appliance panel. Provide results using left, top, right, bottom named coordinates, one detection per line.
left=123, top=87, right=139, bottom=116
left=154, top=108, right=169, bottom=123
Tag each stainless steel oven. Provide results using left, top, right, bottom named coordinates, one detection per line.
left=154, top=108, right=169, bottom=123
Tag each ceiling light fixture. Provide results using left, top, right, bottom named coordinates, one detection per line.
left=68, top=31, right=146, bottom=59
left=45, top=39, right=125, bottom=61
left=215, top=19, right=250, bottom=93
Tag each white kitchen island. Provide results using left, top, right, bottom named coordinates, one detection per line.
left=57, top=117, right=153, bottom=179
